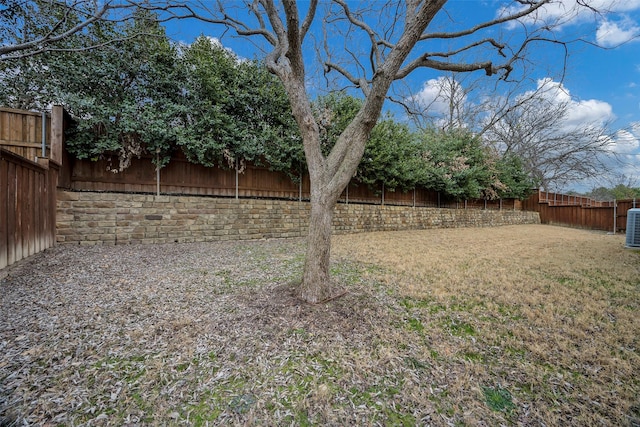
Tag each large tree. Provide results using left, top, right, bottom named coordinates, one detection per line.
left=2, top=1, right=606, bottom=303
left=160, top=0, right=601, bottom=303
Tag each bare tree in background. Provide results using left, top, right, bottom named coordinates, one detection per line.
left=482, top=81, right=614, bottom=191
left=403, top=73, right=616, bottom=191
left=405, top=73, right=473, bottom=131
left=152, top=0, right=609, bottom=303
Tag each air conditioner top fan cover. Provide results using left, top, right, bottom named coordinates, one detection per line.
left=626, top=208, right=640, bottom=248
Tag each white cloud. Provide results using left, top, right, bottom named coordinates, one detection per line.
left=609, top=128, right=640, bottom=154
left=565, top=98, right=614, bottom=127
left=524, top=78, right=614, bottom=128
left=578, top=122, right=640, bottom=192
left=598, top=0, right=640, bottom=13
left=499, top=0, right=640, bottom=31
left=596, top=18, right=640, bottom=47
left=411, top=77, right=615, bottom=134
left=411, top=77, right=467, bottom=116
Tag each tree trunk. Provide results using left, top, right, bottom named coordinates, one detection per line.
left=300, top=195, right=336, bottom=303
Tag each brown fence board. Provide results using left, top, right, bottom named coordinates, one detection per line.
left=0, top=108, right=48, bottom=161
left=63, top=150, right=524, bottom=210
left=522, top=189, right=636, bottom=232
left=1, top=107, right=62, bottom=270
left=0, top=151, right=7, bottom=268
left=0, top=150, right=55, bottom=269
left=7, top=158, right=17, bottom=266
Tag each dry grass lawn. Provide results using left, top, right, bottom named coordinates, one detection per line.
left=1, top=224, right=638, bottom=426
left=332, top=224, right=640, bottom=426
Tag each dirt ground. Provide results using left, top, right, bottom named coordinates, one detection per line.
left=1, top=224, right=638, bottom=426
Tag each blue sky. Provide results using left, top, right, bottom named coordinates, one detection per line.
left=163, top=0, right=640, bottom=193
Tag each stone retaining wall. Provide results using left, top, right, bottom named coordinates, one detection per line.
left=56, top=190, right=541, bottom=245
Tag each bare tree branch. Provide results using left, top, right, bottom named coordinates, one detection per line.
left=333, top=0, right=381, bottom=72
left=300, top=0, right=318, bottom=42
left=0, top=1, right=130, bottom=60
left=419, top=0, right=552, bottom=41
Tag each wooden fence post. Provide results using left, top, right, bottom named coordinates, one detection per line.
left=41, top=111, right=47, bottom=157
left=50, top=105, right=64, bottom=165
left=156, top=149, right=160, bottom=196
left=235, top=158, right=239, bottom=200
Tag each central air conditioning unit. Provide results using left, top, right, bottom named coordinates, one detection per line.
left=626, top=208, right=640, bottom=248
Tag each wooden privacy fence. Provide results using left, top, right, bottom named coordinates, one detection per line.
left=522, top=189, right=637, bottom=233
left=60, top=151, right=521, bottom=211
left=0, top=107, right=64, bottom=270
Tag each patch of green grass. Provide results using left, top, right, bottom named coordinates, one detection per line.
left=482, top=385, right=515, bottom=412
left=428, top=303, right=447, bottom=314
left=228, top=393, right=256, bottom=414
left=399, top=298, right=414, bottom=310
left=214, top=269, right=233, bottom=286
left=515, top=381, right=535, bottom=398
left=363, top=263, right=388, bottom=275
left=180, top=376, right=249, bottom=425
left=449, top=296, right=486, bottom=313
left=497, top=303, right=524, bottom=321
left=400, top=296, right=432, bottom=310
left=429, top=387, right=456, bottom=418
left=347, top=381, right=404, bottom=416
left=283, top=252, right=306, bottom=269
left=94, top=355, right=147, bottom=383
left=292, top=409, right=312, bottom=427
left=462, top=351, right=484, bottom=362
left=175, top=362, right=189, bottom=372
left=385, top=409, right=416, bottom=426
left=442, top=316, right=476, bottom=337
left=181, top=394, right=223, bottom=426
left=557, top=276, right=579, bottom=286
left=406, top=317, right=425, bottom=333
left=263, top=351, right=345, bottom=423
left=404, top=356, right=429, bottom=370
left=504, top=346, right=527, bottom=359
left=236, top=277, right=262, bottom=287
left=330, top=261, right=364, bottom=285
left=289, top=327, right=309, bottom=338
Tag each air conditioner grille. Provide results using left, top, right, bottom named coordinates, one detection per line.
left=626, top=209, right=640, bottom=248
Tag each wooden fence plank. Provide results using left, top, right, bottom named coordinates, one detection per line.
left=0, top=149, right=54, bottom=269
left=1, top=107, right=60, bottom=271
left=27, top=167, right=35, bottom=257
left=0, top=152, right=7, bottom=269
left=7, top=160, right=17, bottom=266
left=524, top=189, right=635, bottom=232
left=0, top=140, right=42, bottom=148
left=50, top=106, right=64, bottom=164
left=62, top=152, right=526, bottom=210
